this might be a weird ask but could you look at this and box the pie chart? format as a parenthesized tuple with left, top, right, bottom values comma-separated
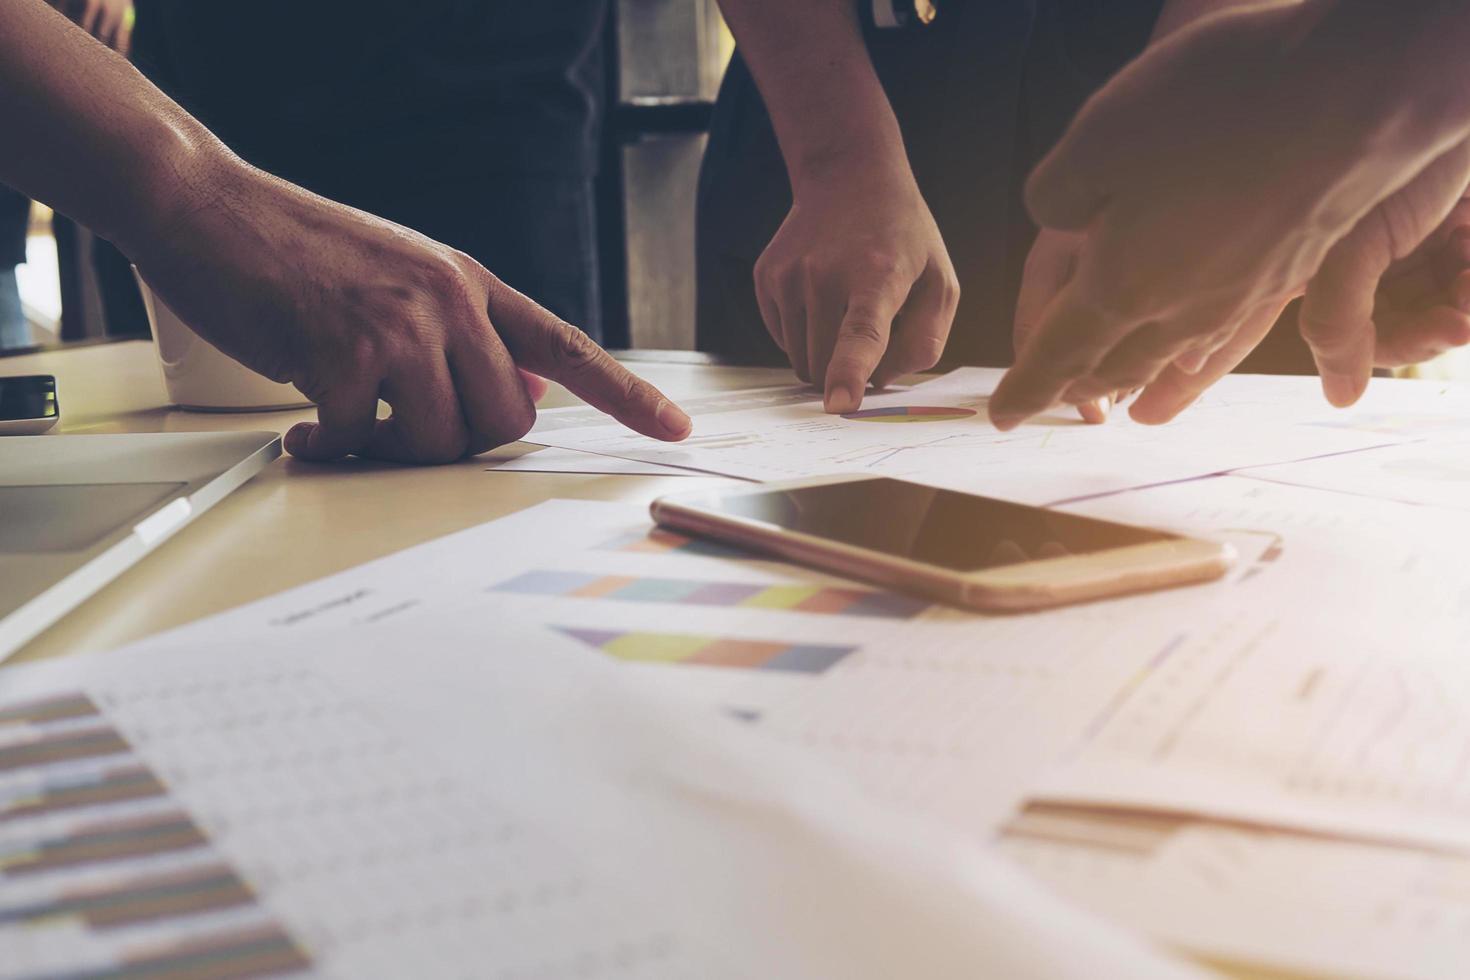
(841, 406, 978, 423)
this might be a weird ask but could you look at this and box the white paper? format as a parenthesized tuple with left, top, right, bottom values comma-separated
(484, 446, 706, 477)
(1032, 478, 1470, 853)
(526, 369, 1400, 504)
(1001, 806, 1470, 980)
(0, 620, 1197, 979)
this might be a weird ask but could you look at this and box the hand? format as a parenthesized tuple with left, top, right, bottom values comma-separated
(49, 0, 131, 55)
(1012, 230, 1115, 424)
(1128, 151, 1470, 423)
(988, 2, 1470, 429)
(129, 164, 691, 464)
(754, 165, 959, 413)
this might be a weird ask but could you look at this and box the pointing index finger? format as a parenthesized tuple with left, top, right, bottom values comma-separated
(489, 282, 691, 441)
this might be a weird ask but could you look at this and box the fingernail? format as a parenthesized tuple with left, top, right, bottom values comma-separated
(1321, 374, 1360, 408)
(1080, 397, 1109, 423)
(989, 412, 1021, 431)
(1175, 350, 1209, 374)
(283, 422, 312, 455)
(656, 399, 691, 438)
(825, 383, 858, 414)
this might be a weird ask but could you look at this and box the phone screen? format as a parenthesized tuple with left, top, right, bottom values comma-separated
(705, 478, 1178, 572)
(0, 376, 58, 421)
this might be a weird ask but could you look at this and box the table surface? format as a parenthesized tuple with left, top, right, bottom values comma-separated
(2, 339, 1295, 978)
(4, 339, 770, 665)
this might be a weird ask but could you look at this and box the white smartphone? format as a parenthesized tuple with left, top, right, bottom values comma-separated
(650, 475, 1234, 612)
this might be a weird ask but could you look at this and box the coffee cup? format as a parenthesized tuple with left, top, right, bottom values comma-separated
(134, 270, 311, 412)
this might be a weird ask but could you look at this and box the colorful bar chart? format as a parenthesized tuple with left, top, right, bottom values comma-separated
(0, 691, 314, 979)
(840, 405, 978, 423)
(496, 570, 926, 619)
(558, 627, 857, 674)
(95, 921, 313, 979)
(0, 862, 256, 929)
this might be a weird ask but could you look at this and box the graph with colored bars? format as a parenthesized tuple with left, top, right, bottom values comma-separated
(0, 691, 312, 980)
(559, 628, 858, 674)
(494, 570, 927, 620)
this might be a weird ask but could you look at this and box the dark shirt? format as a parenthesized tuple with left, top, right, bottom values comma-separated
(132, 0, 608, 204)
(697, 0, 1163, 368)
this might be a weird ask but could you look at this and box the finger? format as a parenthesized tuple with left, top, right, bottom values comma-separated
(1300, 234, 1388, 407)
(1374, 307, 1470, 366)
(1453, 269, 1470, 313)
(95, 3, 119, 47)
(446, 317, 538, 457)
(490, 281, 691, 440)
(1076, 397, 1110, 425)
(776, 271, 811, 384)
(353, 356, 469, 464)
(870, 259, 958, 390)
(1131, 300, 1284, 424)
(754, 264, 787, 355)
(81, 0, 102, 36)
(519, 369, 550, 403)
(283, 376, 381, 462)
(114, 8, 131, 56)
(989, 272, 1134, 429)
(821, 289, 900, 413)
(806, 275, 847, 396)
(1061, 321, 1187, 404)
(1013, 232, 1082, 358)
(1172, 347, 1212, 375)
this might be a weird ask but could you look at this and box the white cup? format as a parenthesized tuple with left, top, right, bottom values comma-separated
(134, 270, 312, 412)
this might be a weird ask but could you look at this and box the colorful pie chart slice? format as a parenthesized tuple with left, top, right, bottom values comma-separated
(840, 406, 978, 423)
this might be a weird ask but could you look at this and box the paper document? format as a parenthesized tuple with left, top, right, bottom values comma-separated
(0, 618, 1197, 978)
(1001, 805, 1470, 980)
(484, 445, 704, 477)
(1037, 476, 1470, 851)
(133, 497, 1250, 831)
(1244, 437, 1470, 510)
(527, 368, 1400, 504)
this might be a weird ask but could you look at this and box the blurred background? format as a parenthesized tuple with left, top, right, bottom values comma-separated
(4, 0, 733, 356)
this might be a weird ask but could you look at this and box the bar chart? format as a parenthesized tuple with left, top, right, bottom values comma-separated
(0, 690, 313, 980)
(494, 570, 927, 619)
(558, 627, 858, 673)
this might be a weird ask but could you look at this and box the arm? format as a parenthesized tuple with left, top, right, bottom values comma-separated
(0, 0, 689, 462)
(992, 0, 1470, 428)
(716, 0, 959, 412)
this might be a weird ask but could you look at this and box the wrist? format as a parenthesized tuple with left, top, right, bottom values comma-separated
(784, 113, 914, 198)
(107, 117, 252, 263)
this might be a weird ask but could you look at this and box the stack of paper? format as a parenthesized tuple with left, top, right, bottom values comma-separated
(0, 616, 1194, 978)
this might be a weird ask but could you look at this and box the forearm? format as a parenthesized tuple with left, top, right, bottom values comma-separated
(1302, 0, 1470, 154)
(1152, 0, 1290, 40)
(715, 0, 908, 190)
(0, 0, 242, 254)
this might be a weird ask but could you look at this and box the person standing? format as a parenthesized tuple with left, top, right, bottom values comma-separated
(130, 0, 610, 339)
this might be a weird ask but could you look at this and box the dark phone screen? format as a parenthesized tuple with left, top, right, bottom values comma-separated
(708, 478, 1177, 571)
(0, 376, 58, 421)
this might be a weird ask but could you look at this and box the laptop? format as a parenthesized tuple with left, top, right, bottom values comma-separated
(0, 431, 280, 661)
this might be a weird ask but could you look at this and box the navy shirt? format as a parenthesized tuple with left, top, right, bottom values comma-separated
(132, 1, 608, 202)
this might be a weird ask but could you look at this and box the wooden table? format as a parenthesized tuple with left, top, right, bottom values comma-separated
(3, 339, 770, 665)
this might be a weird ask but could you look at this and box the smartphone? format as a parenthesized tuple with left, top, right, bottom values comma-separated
(650, 475, 1234, 612)
(0, 375, 59, 435)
